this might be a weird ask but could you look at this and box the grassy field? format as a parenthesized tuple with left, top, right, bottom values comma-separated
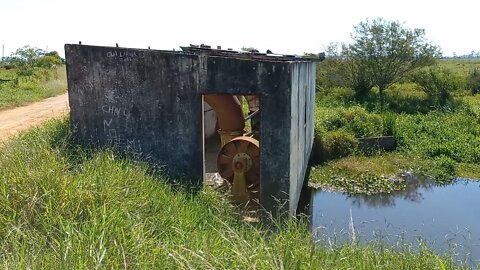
(0, 65, 67, 110)
(439, 59, 480, 76)
(310, 59, 480, 193)
(0, 118, 468, 269)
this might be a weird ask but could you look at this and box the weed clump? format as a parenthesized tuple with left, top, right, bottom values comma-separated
(313, 129, 358, 163)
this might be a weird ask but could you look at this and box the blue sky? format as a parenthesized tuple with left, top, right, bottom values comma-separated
(1, 0, 479, 57)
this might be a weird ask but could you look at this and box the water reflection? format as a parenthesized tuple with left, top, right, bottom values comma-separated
(348, 173, 435, 208)
(310, 177, 480, 267)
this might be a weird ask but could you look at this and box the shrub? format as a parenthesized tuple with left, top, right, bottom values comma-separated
(411, 68, 461, 109)
(383, 83, 432, 114)
(315, 105, 386, 138)
(316, 87, 355, 107)
(36, 55, 63, 69)
(316, 58, 350, 89)
(381, 112, 397, 136)
(313, 129, 358, 163)
(316, 43, 350, 90)
(423, 155, 457, 182)
(466, 68, 480, 95)
(315, 107, 346, 132)
(343, 106, 384, 137)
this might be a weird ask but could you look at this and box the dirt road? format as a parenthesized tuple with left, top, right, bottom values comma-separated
(0, 94, 69, 143)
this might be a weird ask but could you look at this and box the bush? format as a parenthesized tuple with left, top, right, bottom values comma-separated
(314, 103, 391, 166)
(423, 155, 457, 182)
(316, 58, 350, 89)
(4, 46, 63, 81)
(466, 68, 480, 95)
(316, 87, 355, 107)
(315, 105, 386, 138)
(343, 106, 384, 137)
(315, 107, 346, 132)
(36, 55, 63, 69)
(316, 43, 350, 90)
(381, 112, 397, 136)
(383, 83, 432, 114)
(313, 129, 358, 163)
(411, 67, 461, 109)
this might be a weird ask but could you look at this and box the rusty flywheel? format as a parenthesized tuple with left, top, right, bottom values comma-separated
(217, 136, 260, 190)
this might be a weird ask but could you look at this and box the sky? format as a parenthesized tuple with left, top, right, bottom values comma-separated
(1, 0, 479, 58)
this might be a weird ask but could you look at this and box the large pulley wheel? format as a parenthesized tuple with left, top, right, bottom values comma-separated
(217, 136, 260, 190)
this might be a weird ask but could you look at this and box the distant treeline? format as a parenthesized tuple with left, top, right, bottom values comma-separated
(446, 51, 480, 59)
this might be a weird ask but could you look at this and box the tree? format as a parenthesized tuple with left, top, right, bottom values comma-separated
(7, 45, 46, 77)
(343, 18, 441, 97)
(37, 51, 64, 69)
(4, 46, 63, 80)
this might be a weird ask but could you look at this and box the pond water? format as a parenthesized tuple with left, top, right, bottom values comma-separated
(310, 177, 480, 267)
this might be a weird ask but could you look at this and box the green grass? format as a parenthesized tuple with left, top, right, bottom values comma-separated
(316, 83, 450, 114)
(240, 96, 252, 132)
(0, 118, 468, 269)
(395, 110, 480, 164)
(0, 67, 17, 80)
(439, 59, 480, 76)
(458, 162, 480, 179)
(0, 65, 67, 110)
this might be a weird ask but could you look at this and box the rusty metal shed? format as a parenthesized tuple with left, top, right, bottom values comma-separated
(65, 44, 316, 216)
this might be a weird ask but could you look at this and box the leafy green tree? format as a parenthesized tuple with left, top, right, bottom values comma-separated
(343, 18, 441, 97)
(7, 45, 46, 77)
(37, 51, 64, 69)
(4, 46, 63, 81)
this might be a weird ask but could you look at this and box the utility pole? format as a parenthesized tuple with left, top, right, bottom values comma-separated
(1, 45, 4, 61)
